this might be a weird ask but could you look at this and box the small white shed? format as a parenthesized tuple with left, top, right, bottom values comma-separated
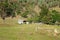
(18, 20, 24, 24)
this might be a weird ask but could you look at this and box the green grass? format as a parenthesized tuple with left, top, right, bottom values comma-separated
(0, 18, 60, 40)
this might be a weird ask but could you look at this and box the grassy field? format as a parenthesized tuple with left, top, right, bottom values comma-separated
(0, 18, 60, 40)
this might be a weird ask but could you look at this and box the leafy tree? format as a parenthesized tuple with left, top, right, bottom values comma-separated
(0, 0, 18, 20)
(40, 4, 49, 18)
(32, 16, 40, 23)
(21, 11, 29, 18)
(39, 4, 49, 23)
(27, 16, 40, 23)
(51, 10, 60, 22)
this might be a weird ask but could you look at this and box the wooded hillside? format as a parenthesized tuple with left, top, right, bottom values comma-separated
(0, 0, 60, 25)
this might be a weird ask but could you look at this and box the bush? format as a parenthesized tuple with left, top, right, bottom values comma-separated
(21, 11, 29, 18)
(40, 15, 53, 24)
(40, 4, 49, 18)
(27, 16, 40, 23)
(27, 18, 32, 23)
(32, 16, 40, 23)
(51, 10, 60, 22)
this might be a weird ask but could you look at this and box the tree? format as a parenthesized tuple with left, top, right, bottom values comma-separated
(39, 4, 49, 23)
(40, 4, 49, 18)
(51, 10, 60, 22)
(0, 0, 18, 20)
(21, 11, 29, 18)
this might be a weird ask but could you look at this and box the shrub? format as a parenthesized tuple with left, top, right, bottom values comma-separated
(32, 16, 40, 23)
(21, 11, 29, 18)
(40, 4, 49, 18)
(51, 10, 60, 22)
(27, 18, 32, 23)
(27, 16, 40, 23)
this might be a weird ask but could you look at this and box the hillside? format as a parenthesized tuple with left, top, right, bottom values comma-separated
(0, 0, 60, 24)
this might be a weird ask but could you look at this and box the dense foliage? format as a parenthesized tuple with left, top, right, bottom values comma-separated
(0, 0, 60, 25)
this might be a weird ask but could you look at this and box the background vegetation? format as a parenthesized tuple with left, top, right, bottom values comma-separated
(0, 0, 60, 24)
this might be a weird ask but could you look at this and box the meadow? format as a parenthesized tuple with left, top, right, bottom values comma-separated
(0, 18, 60, 40)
